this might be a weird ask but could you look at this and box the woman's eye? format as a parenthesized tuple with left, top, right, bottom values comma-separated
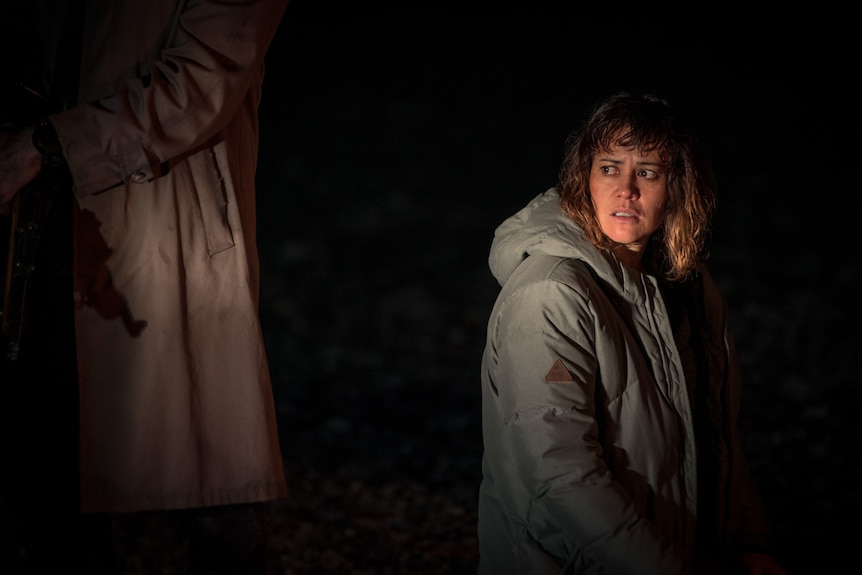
(639, 169, 658, 179)
(600, 165, 617, 175)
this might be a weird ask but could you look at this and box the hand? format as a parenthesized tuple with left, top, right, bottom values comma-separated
(0, 127, 41, 215)
(741, 551, 788, 575)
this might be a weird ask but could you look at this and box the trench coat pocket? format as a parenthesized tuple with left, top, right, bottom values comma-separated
(188, 147, 236, 256)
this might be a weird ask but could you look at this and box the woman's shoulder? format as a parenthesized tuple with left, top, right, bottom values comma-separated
(495, 255, 608, 322)
(490, 255, 621, 343)
(505, 254, 599, 291)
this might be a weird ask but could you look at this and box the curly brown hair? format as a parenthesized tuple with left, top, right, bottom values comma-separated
(558, 92, 716, 281)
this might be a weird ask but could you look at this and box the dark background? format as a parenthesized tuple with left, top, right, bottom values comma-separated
(250, 2, 859, 573)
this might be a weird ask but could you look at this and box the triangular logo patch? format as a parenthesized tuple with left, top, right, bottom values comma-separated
(544, 358, 574, 382)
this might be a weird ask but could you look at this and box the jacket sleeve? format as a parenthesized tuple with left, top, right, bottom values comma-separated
(483, 274, 685, 575)
(48, 0, 289, 196)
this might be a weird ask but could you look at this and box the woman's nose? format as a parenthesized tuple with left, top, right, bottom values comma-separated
(617, 174, 639, 198)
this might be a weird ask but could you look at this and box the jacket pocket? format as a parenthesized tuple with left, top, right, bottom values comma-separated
(188, 146, 235, 255)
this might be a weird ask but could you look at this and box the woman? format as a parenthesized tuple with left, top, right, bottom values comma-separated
(478, 92, 787, 575)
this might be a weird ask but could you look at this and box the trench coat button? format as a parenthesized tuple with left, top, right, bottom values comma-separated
(129, 170, 148, 183)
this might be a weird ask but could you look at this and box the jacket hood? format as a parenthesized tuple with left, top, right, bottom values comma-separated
(490, 188, 634, 289)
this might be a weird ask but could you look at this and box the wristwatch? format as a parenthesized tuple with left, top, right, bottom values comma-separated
(31, 118, 65, 169)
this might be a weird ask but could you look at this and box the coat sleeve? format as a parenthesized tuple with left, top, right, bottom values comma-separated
(483, 274, 685, 575)
(49, 0, 289, 196)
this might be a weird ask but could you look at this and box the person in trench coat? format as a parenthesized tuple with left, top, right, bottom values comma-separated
(0, 1, 290, 572)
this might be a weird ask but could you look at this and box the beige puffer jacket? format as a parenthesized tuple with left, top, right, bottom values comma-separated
(478, 188, 772, 574)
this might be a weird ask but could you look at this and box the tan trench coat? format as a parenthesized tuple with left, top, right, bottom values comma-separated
(46, 0, 289, 513)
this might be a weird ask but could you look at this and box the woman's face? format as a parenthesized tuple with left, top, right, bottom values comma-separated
(589, 142, 669, 269)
